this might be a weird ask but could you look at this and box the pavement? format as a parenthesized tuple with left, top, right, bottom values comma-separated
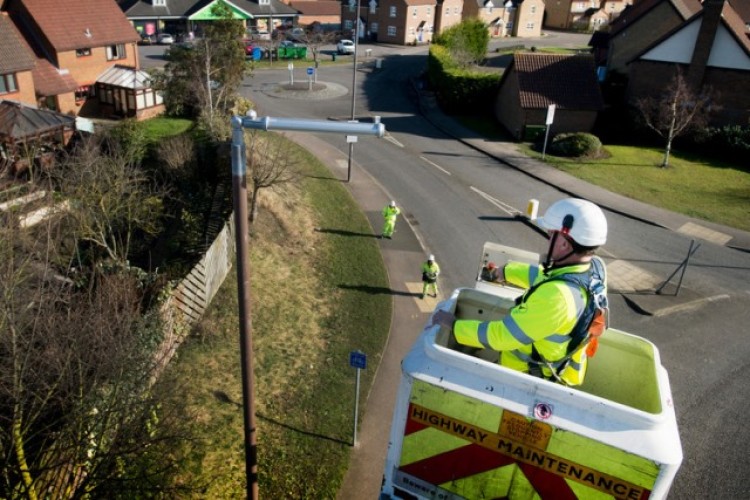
(265, 70, 750, 500)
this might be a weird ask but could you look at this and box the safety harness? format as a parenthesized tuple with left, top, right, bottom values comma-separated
(514, 257, 608, 385)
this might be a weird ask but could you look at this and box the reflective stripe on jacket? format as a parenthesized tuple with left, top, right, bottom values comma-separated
(421, 261, 440, 281)
(454, 261, 592, 386)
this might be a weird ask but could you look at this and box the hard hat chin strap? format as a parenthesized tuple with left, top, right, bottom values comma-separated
(543, 230, 576, 272)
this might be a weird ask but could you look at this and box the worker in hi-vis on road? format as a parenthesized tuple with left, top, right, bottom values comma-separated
(421, 254, 440, 299)
(381, 200, 400, 239)
(432, 198, 609, 386)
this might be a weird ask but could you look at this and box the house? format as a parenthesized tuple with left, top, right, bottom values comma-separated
(119, 0, 299, 39)
(342, 0, 436, 45)
(463, 0, 544, 38)
(0, 12, 36, 107)
(434, 0, 464, 34)
(3, 0, 142, 115)
(544, 0, 632, 30)
(288, 0, 340, 30)
(494, 52, 604, 140)
(626, 0, 750, 126)
(604, 0, 701, 76)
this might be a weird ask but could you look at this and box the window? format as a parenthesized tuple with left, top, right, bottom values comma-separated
(507, 21, 514, 29)
(389, 6, 397, 17)
(445, 7, 450, 15)
(413, 7, 417, 17)
(153, 0, 165, 5)
(76, 48, 92, 57)
(526, 22, 535, 29)
(531, 5, 537, 13)
(370, 22, 379, 33)
(453, 7, 459, 14)
(106, 44, 126, 61)
(387, 25, 396, 36)
(259, 0, 269, 4)
(0, 73, 18, 94)
(427, 6, 431, 15)
(344, 20, 353, 29)
(75, 85, 93, 103)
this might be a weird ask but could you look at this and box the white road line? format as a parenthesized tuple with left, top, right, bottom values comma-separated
(420, 156, 452, 176)
(470, 186, 521, 216)
(384, 134, 404, 148)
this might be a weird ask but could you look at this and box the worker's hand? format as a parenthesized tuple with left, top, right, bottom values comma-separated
(430, 310, 456, 330)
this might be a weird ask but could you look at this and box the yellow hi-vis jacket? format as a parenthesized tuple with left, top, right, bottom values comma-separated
(454, 261, 600, 386)
(382, 205, 400, 221)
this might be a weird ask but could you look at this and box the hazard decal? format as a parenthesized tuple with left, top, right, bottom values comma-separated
(398, 381, 659, 500)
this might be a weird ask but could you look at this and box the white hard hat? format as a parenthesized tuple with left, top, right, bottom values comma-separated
(538, 198, 607, 246)
(428, 254, 435, 261)
(389, 200, 396, 207)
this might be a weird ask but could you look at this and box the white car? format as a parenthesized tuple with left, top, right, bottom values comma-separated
(157, 33, 174, 45)
(337, 39, 355, 55)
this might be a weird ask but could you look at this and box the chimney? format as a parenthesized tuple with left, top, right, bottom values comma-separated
(686, 0, 725, 89)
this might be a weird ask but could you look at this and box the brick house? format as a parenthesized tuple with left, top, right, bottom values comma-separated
(544, 0, 632, 30)
(342, 0, 436, 45)
(626, 0, 750, 126)
(494, 52, 604, 140)
(288, 1, 340, 29)
(433, 0, 464, 34)
(603, 0, 701, 76)
(3, 0, 142, 115)
(463, 0, 544, 38)
(0, 13, 36, 107)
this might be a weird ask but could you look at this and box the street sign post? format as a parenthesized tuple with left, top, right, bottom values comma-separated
(349, 350, 367, 445)
(542, 104, 556, 160)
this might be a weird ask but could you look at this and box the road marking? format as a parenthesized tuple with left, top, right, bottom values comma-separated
(470, 187, 521, 216)
(385, 134, 404, 148)
(677, 222, 732, 246)
(420, 156, 451, 176)
(406, 281, 441, 312)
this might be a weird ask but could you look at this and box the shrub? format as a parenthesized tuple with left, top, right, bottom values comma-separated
(549, 132, 602, 157)
(690, 125, 750, 166)
(433, 18, 489, 67)
(427, 45, 501, 115)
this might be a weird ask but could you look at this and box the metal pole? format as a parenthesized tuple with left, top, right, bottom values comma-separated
(353, 366, 361, 445)
(347, 0, 362, 183)
(231, 117, 258, 499)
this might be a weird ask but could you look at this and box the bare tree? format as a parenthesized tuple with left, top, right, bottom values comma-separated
(297, 30, 337, 67)
(157, 133, 195, 174)
(635, 67, 718, 167)
(55, 134, 167, 265)
(0, 213, 195, 498)
(245, 131, 298, 223)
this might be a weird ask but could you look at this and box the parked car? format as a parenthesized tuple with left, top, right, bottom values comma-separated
(157, 33, 175, 45)
(139, 33, 154, 45)
(337, 39, 355, 55)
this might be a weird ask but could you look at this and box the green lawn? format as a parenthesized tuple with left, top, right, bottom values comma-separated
(521, 144, 750, 232)
(141, 116, 193, 143)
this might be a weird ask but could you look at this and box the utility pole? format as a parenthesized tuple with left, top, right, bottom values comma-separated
(347, 0, 362, 183)
(229, 113, 384, 498)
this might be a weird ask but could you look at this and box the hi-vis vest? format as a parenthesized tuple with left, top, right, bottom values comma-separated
(454, 259, 607, 386)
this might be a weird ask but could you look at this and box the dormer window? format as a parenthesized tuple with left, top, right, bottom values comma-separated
(153, 0, 166, 6)
(259, 0, 269, 4)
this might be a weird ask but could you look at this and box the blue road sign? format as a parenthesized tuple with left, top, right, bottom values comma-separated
(306, 67, 314, 76)
(349, 351, 367, 369)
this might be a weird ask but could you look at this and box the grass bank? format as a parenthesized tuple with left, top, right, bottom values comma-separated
(155, 136, 391, 498)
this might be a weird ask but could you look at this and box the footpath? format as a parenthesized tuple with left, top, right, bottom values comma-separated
(287, 81, 750, 500)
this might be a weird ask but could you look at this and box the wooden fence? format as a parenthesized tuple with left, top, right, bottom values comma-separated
(156, 215, 235, 369)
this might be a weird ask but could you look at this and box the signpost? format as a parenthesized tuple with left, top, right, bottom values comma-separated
(288, 62, 294, 85)
(349, 350, 367, 446)
(542, 104, 556, 160)
(307, 66, 314, 90)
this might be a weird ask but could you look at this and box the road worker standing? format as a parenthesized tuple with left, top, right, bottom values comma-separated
(431, 198, 609, 386)
(421, 254, 440, 299)
(381, 200, 400, 239)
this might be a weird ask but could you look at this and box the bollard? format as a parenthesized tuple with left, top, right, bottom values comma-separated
(526, 199, 539, 220)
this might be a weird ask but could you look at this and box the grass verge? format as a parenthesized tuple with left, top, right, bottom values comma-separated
(521, 144, 750, 232)
(154, 134, 391, 498)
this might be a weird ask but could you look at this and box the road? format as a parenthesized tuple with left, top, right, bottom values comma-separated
(144, 32, 750, 498)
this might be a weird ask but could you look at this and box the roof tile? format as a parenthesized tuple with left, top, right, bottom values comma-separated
(514, 53, 604, 110)
(0, 13, 36, 73)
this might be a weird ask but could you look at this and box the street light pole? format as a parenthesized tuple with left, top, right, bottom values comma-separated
(347, 0, 362, 183)
(229, 112, 384, 498)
